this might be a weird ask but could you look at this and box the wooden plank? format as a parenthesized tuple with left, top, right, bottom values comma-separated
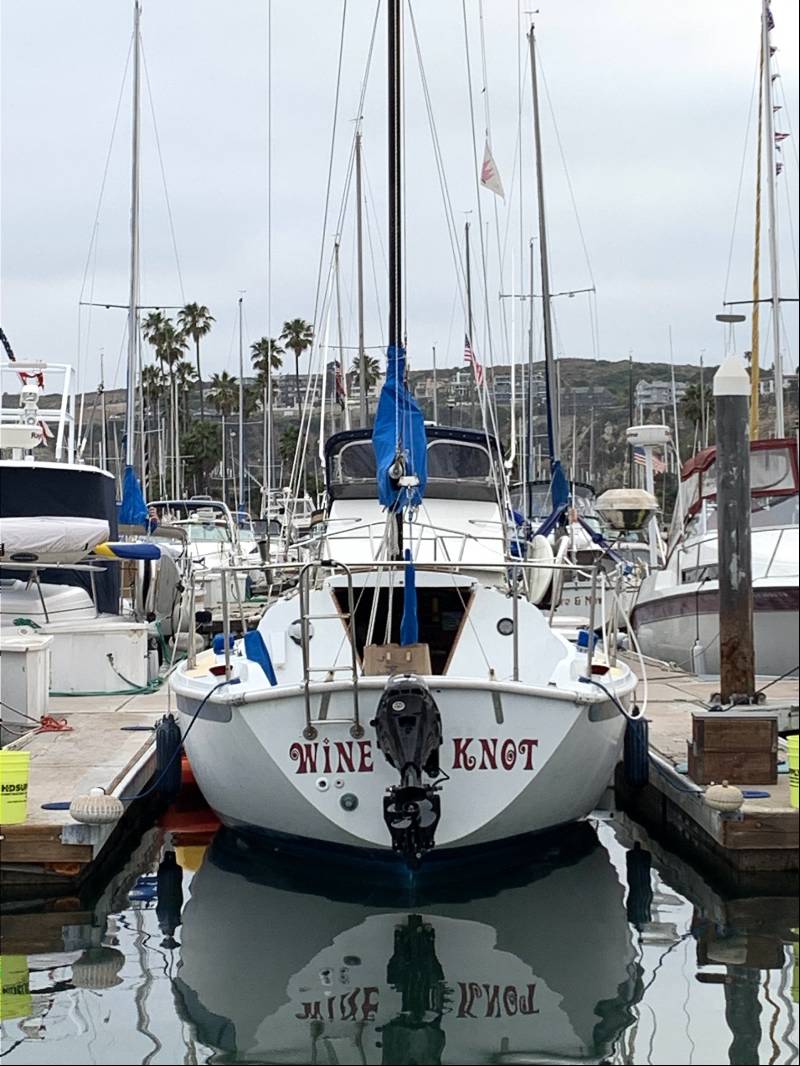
(0, 839, 93, 863)
(722, 815, 799, 851)
(694, 717, 777, 753)
(1, 910, 92, 955)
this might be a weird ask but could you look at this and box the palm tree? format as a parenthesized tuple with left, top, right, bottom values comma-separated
(682, 382, 714, 449)
(250, 336, 284, 376)
(350, 354, 381, 418)
(209, 371, 239, 504)
(175, 359, 198, 431)
(280, 318, 314, 411)
(178, 303, 215, 420)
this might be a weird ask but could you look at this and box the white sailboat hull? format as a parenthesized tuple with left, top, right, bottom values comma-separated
(174, 676, 628, 855)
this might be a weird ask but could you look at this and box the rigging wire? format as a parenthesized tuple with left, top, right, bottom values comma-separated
(76, 31, 134, 391)
(140, 41, 185, 305)
(721, 46, 761, 305)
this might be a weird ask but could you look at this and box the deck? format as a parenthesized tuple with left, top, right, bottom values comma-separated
(616, 654, 799, 893)
(1, 688, 173, 897)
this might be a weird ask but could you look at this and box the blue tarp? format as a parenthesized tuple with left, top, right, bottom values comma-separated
(400, 548, 419, 646)
(119, 465, 148, 527)
(372, 344, 427, 509)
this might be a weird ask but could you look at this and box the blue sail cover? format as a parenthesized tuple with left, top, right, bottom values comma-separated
(371, 344, 427, 509)
(119, 464, 148, 527)
(400, 547, 419, 646)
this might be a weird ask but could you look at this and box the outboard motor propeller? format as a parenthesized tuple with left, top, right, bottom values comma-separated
(372, 674, 443, 866)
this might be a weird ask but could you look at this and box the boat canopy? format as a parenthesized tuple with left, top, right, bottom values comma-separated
(671, 437, 799, 541)
(325, 426, 504, 503)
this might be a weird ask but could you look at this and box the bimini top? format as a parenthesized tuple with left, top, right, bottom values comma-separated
(324, 426, 504, 502)
(670, 436, 799, 541)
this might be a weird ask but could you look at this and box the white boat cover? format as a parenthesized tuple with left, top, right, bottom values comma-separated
(0, 516, 110, 563)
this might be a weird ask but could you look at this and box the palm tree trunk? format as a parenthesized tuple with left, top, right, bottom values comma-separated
(196, 337, 205, 419)
(295, 350, 301, 412)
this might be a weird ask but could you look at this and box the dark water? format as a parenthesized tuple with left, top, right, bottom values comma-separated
(1, 818, 797, 1065)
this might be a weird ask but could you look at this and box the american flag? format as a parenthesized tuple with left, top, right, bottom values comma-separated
(463, 334, 484, 387)
(633, 446, 666, 474)
(774, 132, 789, 143)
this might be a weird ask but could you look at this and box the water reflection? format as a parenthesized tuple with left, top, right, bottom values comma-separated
(174, 824, 643, 1064)
(0, 821, 797, 1065)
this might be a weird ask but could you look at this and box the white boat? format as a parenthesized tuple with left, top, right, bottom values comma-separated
(170, 9, 637, 867)
(0, 362, 172, 696)
(174, 825, 640, 1065)
(631, 437, 799, 675)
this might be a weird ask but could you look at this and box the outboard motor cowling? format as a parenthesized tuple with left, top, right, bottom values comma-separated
(372, 674, 443, 866)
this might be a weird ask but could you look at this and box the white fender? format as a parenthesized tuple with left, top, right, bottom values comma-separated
(526, 534, 554, 604)
(549, 535, 571, 608)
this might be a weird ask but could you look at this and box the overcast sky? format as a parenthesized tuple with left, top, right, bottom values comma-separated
(1, 0, 798, 394)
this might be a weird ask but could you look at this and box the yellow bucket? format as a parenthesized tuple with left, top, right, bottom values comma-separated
(0, 956, 31, 1021)
(0, 751, 31, 825)
(788, 735, 799, 810)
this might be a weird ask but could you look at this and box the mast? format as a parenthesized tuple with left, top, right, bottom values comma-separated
(334, 237, 350, 430)
(762, 0, 783, 436)
(526, 236, 535, 515)
(238, 294, 244, 513)
(356, 130, 368, 427)
(465, 219, 475, 427)
(125, 0, 142, 469)
(432, 344, 438, 423)
(388, 0, 402, 355)
(528, 25, 559, 471)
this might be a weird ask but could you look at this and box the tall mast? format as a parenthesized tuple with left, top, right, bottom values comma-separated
(388, 0, 402, 353)
(125, 0, 142, 469)
(526, 236, 535, 515)
(528, 25, 559, 468)
(762, 0, 783, 436)
(238, 294, 244, 512)
(355, 130, 367, 426)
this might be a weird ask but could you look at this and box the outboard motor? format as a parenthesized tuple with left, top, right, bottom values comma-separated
(372, 674, 443, 866)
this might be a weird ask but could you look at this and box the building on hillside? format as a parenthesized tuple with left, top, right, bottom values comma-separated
(634, 379, 688, 408)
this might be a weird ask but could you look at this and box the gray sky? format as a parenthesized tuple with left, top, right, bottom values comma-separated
(1, 0, 798, 395)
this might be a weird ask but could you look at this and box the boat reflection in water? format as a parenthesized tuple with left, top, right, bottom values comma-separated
(174, 823, 643, 1065)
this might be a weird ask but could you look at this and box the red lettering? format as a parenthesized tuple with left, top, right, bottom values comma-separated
(357, 741, 374, 773)
(519, 984, 540, 1014)
(334, 741, 356, 773)
(361, 987, 379, 1021)
(289, 742, 318, 774)
(503, 986, 518, 1015)
(322, 740, 332, 774)
(483, 983, 501, 1017)
(340, 989, 359, 1021)
(478, 738, 498, 770)
(453, 738, 477, 770)
(295, 1000, 323, 1020)
(457, 981, 479, 1018)
(501, 739, 517, 770)
(517, 738, 538, 771)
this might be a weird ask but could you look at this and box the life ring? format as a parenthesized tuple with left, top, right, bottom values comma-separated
(526, 534, 554, 604)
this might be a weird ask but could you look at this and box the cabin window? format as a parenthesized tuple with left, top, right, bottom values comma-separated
(332, 441, 377, 484)
(332, 585, 472, 675)
(426, 439, 492, 481)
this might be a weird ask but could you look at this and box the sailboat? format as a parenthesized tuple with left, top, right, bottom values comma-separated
(631, 1, 799, 677)
(170, 5, 637, 867)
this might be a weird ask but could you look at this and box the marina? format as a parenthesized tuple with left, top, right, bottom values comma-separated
(1, 0, 798, 1063)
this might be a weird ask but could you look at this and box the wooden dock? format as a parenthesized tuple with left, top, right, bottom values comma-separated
(1, 689, 173, 899)
(616, 656, 799, 894)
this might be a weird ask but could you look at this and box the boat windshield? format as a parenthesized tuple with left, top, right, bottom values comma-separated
(328, 434, 499, 501)
(183, 523, 230, 544)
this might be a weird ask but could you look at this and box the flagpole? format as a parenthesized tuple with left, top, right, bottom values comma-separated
(762, 0, 783, 436)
